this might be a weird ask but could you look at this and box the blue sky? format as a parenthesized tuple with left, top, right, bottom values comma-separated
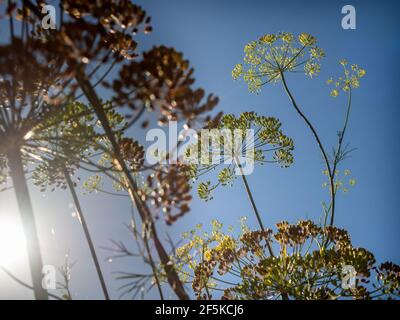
(0, 0, 399, 299)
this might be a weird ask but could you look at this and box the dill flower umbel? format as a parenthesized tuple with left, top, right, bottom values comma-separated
(232, 32, 325, 92)
(327, 60, 366, 97)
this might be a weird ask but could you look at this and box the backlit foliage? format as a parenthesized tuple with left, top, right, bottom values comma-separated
(0, 99, 97, 191)
(0, 35, 75, 170)
(1, 0, 221, 300)
(30, 102, 126, 192)
(185, 112, 294, 201)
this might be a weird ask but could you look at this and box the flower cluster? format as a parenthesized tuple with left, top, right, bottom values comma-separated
(119, 138, 145, 171)
(108, 46, 219, 127)
(232, 32, 325, 92)
(45, 0, 151, 63)
(138, 164, 192, 225)
(29, 102, 129, 192)
(327, 60, 366, 97)
(185, 112, 294, 201)
(174, 219, 400, 300)
(322, 169, 356, 194)
(0, 37, 71, 132)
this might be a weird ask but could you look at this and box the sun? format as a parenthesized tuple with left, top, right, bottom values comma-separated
(0, 221, 26, 266)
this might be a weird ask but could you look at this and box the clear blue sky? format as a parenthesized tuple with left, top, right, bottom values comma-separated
(0, 0, 399, 299)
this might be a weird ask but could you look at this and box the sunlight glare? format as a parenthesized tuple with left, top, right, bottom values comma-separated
(0, 221, 26, 266)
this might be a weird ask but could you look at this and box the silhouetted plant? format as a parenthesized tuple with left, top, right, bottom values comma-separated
(9, 0, 221, 300)
(0, 25, 80, 300)
(2, 0, 394, 302)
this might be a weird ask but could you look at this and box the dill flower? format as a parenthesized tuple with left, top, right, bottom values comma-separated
(330, 89, 339, 97)
(259, 34, 277, 44)
(232, 32, 324, 93)
(299, 32, 317, 46)
(327, 60, 366, 97)
(232, 63, 243, 80)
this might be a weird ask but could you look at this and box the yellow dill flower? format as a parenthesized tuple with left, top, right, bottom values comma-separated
(305, 62, 320, 78)
(330, 89, 339, 97)
(350, 77, 360, 88)
(358, 69, 366, 77)
(299, 33, 317, 46)
(195, 223, 203, 230)
(211, 219, 223, 231)
(233, 32, 323, 92)
(215, 235, 236, 252)
(281, 32, 294, 43)
(232, 63, 243, 80)
(244, 41, 257, 53)
(327, 60, 366, 96)
(182, 231, 189, 239)
(310, 47, 325, 59)
(259, 34, 276, 44)
(204, 250, 212, 261)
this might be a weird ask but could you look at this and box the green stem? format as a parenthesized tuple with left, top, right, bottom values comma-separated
(330, 89, 352, 226)
(64, 170, 110, 300)
(280, 72, 336, 228)
(235, 158, 274, 257)
(7, 147, 48, 300)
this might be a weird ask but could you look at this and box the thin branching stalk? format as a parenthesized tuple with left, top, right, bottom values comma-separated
(330, 89, 352, 226)
(64, 170, 110, 300)
(280, 72, 336, 228)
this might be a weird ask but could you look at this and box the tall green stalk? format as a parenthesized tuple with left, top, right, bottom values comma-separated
(234, 158, 274, 256)
(280, 72, 336, 227)
(330, 89, 352, 226)
(7, 147, 48, 300)
(64, 171, 110, 300)
(235, 159, 290, 299)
